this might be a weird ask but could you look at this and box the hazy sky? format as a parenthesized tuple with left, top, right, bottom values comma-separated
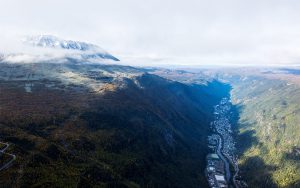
(1, 0, 300, 66)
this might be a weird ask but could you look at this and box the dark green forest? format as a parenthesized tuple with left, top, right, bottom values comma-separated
(0, 65, 230, 188)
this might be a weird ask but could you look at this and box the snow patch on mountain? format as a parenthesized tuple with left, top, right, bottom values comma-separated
(23, 35, 119, 61)
(0, 35, 119, 63)
(24, 35, 102, 52)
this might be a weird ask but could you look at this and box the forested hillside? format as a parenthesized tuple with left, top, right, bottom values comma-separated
(220, 73, 300, 188)
(0, 62, 229, 187)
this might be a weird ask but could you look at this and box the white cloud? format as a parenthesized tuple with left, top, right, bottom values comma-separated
(1, 0, 300, 66)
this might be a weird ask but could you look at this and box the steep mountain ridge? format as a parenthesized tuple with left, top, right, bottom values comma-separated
(0, 61, 229, 187)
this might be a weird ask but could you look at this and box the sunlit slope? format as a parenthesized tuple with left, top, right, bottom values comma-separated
(227, 74, 300, 187)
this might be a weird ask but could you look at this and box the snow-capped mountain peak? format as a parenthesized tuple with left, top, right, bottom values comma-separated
(22, 35, 119, 61)
(24, 35, 98, 51)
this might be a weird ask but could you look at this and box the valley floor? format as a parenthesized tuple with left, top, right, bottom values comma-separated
(206, 98, 247, 188)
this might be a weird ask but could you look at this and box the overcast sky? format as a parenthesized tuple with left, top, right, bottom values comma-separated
(1, 0, 300, 66)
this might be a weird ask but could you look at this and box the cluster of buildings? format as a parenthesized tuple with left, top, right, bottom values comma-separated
(206, 135, 228, 188)
(205, 153, 228, 188)
(205, 98, 247, 188)
(205, 98, 233, 188)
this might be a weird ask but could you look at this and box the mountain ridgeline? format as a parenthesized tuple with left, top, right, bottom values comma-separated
(0, 61, 230, 187)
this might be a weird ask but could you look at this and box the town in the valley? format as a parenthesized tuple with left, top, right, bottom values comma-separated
(205, 98, 247, 188)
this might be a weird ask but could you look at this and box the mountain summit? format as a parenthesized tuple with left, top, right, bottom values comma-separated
(23, 35, 119, 61)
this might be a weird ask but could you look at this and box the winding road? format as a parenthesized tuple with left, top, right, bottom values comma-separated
(0, 142, 16, 171)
